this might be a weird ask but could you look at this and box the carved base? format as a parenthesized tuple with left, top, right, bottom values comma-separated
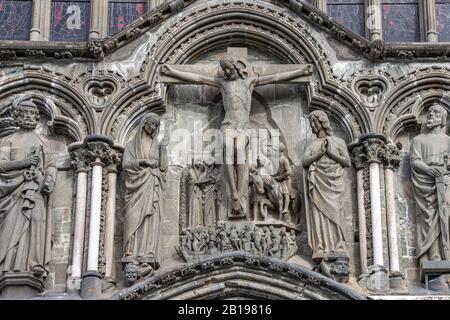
(0, 272, 45, 299)
(66, 276, 82, 294)
(389, 272, 407, 293)
(365, 265, 389, 293)
(80, 271, 102, 300)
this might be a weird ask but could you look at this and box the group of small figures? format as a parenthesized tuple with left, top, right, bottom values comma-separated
(176, 221, 298, 262)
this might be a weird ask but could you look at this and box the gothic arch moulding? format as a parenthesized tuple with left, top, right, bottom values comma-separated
(107, 0, 372, 144)
(119, 253, 366, 300)
(376, 67, 450, 140)
(0, 67, 97, 140)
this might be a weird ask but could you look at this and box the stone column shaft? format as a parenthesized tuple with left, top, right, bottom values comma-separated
(87, 159, 104, 271)
(367, 0, 382, 41)
(30, 0, 51, 41)
(385, 167, 400, 272)
(148, 0, 159, 10)
(71, 170, 89, 279)
(421, 0, 437, 42)
(89, 0, 108, 39)
(313, 0, 327, 13)
(369, 162, 383, 267)
(104, 170, 118, 279)
(356, 169, 368, 274)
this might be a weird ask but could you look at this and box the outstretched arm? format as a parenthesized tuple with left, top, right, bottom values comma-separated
(257, 64, 313, 86)
(160, 64, 219, 87)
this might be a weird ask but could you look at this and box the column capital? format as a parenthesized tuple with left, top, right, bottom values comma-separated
(69, 136, 123, 170)
(382, 143, 401, 171)
(69, 147, 90, 173)
(349, 145, 368, 170)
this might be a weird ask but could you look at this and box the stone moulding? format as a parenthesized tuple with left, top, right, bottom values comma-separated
(0, 0, 448, 62)
(118, 252, 367, 300)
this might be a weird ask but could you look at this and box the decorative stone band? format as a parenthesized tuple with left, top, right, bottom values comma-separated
(177, 222, 298, 263)
(118, 252, 367, 300)
(0, 0, 449, 61)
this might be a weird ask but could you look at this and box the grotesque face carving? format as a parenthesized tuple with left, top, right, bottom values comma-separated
(330, 258, 350, 277)
(124, 264, 140, 284)
(14, 101, 40, 130)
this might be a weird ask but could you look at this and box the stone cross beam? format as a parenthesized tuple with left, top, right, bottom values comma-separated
(158, 47, 313, 84)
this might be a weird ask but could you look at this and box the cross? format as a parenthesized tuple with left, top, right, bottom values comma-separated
(158, 47, 313, 220)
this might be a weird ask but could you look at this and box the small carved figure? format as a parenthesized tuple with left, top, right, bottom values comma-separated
(273, 143, 293, 222)
(228, 224, 242, 250)
(249, 158, 272, 221)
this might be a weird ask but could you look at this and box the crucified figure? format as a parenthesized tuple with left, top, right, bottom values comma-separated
(160, 56, 312, 217)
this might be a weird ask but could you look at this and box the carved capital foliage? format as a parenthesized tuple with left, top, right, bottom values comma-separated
(69, 148, 91, 172)
(86, 141, 123, 169)
(382, 143, 401, 170)
(362, 138, 386, 164)
(350, 145, 367, 170)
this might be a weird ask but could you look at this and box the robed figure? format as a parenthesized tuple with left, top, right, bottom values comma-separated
(411, 104, 450, 264)
(123, 113, 168, 269)
(302, 110, 351, 263)
(187, 162, 219, 227)
(0, 101, 56, 276)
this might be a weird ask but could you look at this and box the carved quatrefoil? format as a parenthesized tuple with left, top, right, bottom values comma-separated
(84, 79, 117, 107)
(354, 77, 388, 108)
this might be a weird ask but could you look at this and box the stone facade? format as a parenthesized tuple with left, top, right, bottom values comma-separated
(0, 0, 450, 300)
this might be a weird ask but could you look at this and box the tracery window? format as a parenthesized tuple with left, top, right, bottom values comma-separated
(50, 0, 90, 41)
(436, 0, 450, 42)
(0, 0, 32, 40)
(108, 0, 147, 35)
(327, 0, 365, 37)
(382, 0, 420, 42)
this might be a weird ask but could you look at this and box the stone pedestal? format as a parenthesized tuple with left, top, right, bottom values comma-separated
(389, 271, 407, 293)
(366, 265, 389, 293)
(0, 272, 44, 299)
(80, 271, 102, 299)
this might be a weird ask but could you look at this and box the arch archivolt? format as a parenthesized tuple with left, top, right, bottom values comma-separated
(376, 67, 450, 140)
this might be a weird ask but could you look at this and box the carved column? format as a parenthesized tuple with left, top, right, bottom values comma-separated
(313, 0, 327, 13)
(30, 0, 51, 41)
(366, 0, 382, 41)
(362, 136, 385, 267)
(89, 0, 108, 39)
(67, 145, 90, 291)
(103, 150, 123, 283)
(420, 0, 437, 42)
(383, 144, 401, 274)
(350, 145, 369, 276)
(79, 136, 120, 299)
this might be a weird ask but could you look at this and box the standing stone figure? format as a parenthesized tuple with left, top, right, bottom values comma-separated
(160, 59, 311, 217)
(0, 100, 56, 276)
(411, 104, 450, 265)
(123, 113, 168, 269)
(273, 143, 293, 222)
(187, 161, 219, 227)
(302, 110, 351, 265)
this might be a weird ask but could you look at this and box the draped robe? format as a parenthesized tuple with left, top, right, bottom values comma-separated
(304, 136, 349, 261)
(123, 119, 167, 266)
(0, 130, 56, 273)
(411, 132, 450, 262)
